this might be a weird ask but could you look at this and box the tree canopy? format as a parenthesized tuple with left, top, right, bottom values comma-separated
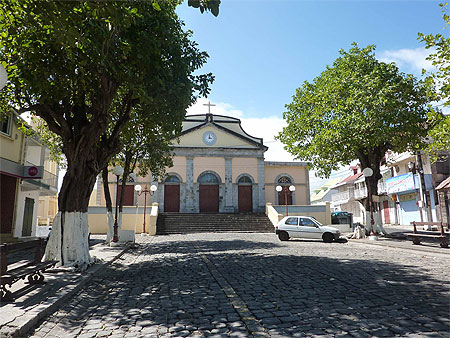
(419, 2, 450, 155)
(0, 0, 213, 213)
(277, 44, 433, 187)
(0, 0, 214, 267)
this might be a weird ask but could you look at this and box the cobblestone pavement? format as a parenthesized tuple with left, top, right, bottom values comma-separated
(28, 233, 450, 338)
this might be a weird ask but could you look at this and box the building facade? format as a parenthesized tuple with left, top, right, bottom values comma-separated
(91, 113, 310, 214)
(0, 112, 59, 242)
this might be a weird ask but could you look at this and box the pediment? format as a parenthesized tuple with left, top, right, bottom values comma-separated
(174, 124, 262, 149)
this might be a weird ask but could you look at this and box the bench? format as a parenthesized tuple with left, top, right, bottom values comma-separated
(405, 221, 449, 248)
(1, 238, 58, 301)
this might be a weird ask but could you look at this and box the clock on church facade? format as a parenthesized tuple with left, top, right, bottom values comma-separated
(202, 131, 217, 145)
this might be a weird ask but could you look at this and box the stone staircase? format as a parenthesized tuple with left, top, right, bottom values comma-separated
(156, 213, 275, 235)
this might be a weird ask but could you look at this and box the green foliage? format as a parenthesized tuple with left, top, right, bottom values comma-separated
(419, 2, 450, 157)
(188, 0, 221, 17)
(426, 111, 450, 159)
(0, 0, 213, 211)
(278, 44, 432, 179)
(419, 2, 450, 106)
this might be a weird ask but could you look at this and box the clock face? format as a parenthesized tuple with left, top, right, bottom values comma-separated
(202, 131, 217, 145)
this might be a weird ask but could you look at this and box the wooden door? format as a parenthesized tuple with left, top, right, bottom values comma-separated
(22, 197, 34, 237)
(383, 200, 390, 224)
(278, 187, 292, 205)
(1, 174, 16, 234)
(164, 184, 180, 212)
(117, 185, 134, 206)
(199, 185, 219, 213)
(238, 185, 252, 212)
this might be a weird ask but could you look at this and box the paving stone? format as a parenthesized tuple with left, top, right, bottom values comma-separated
(22, 233, 450, 338)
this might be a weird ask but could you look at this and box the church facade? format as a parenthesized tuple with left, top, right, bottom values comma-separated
(155, 113, 310, 213)
(92, 112, 310, 213)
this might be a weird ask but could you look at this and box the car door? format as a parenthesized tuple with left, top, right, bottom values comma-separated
(283, 217, 299, 237)
(299, 217, 323, 239)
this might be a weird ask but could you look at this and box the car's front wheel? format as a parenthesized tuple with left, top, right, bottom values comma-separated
(278, 231, 289, 241)
(322, 232, 334, 243)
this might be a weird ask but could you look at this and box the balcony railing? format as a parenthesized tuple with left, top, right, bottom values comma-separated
(331, 190, 350, 203)
(354, 187, 367, 199)
(42, 170, 58, 189)
(377, 181, 386, 194)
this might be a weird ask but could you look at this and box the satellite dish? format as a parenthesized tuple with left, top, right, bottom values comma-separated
(0, 64, 7, 90)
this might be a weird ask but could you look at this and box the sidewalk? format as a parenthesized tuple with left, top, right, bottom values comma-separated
(0, 236, 130, 337)
(351, 224, 450, 255)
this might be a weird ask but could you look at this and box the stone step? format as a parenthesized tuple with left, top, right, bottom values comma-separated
(156, 212, 274, 235)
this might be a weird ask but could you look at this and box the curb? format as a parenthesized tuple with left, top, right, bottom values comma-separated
(5, 244, 131, 337)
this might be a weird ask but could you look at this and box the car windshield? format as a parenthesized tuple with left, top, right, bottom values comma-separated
(311, 218, 322, 227)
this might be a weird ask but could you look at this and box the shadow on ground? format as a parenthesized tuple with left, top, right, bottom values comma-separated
(28, 238, 450, 337)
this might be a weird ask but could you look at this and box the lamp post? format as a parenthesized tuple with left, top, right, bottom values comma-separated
(276, 185, 295, 216)
(362, 167, 377, 240)
(112, 165, 124, 243)
(135, 184, 157, 234)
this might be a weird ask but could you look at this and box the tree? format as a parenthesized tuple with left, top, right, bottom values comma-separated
(277, 44, 433, 234)
(102, 103, 180, 243)
(0, 0, 212, 269)
(188, 0, 221, 17)
(419, 2, 450, 156)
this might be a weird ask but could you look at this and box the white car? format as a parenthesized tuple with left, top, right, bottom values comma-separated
(275, 216, 341, 242)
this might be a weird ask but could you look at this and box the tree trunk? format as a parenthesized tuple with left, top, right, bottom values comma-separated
(44, 157, 99, 270)
(358, 148, 389, 236)
(102, 167, 114, 244)
(364, 174, 387, 235)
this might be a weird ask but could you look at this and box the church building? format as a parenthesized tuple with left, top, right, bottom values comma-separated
(154, 112, 310, 213)
(92, 111, 310, 214)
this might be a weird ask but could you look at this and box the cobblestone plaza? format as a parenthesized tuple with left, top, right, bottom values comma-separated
(29, 234, 450, 337)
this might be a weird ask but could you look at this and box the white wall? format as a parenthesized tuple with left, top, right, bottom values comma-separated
(14, 190, 40, 238)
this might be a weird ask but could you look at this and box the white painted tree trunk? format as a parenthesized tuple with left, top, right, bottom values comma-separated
(365, 210, 387, 235)
(105, 211, 123, 244)
(105, 211, 114, 244)
(44, 212, 92, 271)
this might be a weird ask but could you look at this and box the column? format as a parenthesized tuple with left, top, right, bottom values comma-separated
(224, 157, 234, 212)
(257, 157, 265, 212)
(185, 157, 196, 212)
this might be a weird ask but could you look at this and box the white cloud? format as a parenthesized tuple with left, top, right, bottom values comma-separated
(377, 47, 435, 74)
(187, 98, 297, 162)
(187, 97, 244, 119)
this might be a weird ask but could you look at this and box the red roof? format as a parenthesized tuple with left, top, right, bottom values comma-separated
(339, 172, 363, 184)
(436, 176, 450, 190)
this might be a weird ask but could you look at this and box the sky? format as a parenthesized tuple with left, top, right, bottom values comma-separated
(176, 0, 445, 191)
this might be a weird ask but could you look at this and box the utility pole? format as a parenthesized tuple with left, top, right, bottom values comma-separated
(416, 151, 431, 222)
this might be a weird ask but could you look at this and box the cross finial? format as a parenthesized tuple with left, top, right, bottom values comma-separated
(203, 101, 215, 114)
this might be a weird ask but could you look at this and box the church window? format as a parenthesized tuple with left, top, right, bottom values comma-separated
(165, 175, 180, 183)
(198, 173, 219, 184)
(278, 176, 292, 185)
(238, 176, 252, 184)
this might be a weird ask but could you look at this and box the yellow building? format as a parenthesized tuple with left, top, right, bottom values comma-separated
(0, 112, 59, 242)
(92, 113, 310, 214)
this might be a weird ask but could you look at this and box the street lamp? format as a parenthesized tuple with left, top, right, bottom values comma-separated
(362, 167, 377, 240)
(276, 185, 295, 216)
(112, 165, 124, 243)
(135, 184, 157, 234)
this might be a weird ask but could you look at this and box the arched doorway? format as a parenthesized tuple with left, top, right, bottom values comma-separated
(164, 175, 180, 212)
(277, 176, 294, 205)
(198, 172, 220, 213)
(237, 175, 253, 212)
